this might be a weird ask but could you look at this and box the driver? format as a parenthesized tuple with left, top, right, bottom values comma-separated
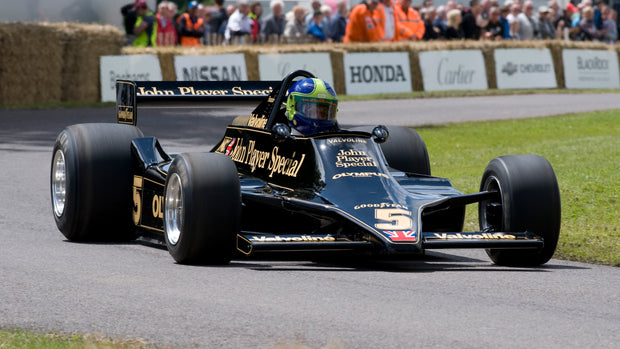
(286, 78, 338, 135)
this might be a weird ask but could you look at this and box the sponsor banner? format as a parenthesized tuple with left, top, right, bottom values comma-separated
(100, 54, 162, 102)
(258, 53, 334, 87)
(495, 49, 557, 89)
(563, 49, 620, 89)
(343, 52, 412, 95)
(419, 50, 487, 91)
(174, 54, 248, 81)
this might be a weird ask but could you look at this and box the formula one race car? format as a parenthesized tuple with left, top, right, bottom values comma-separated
(50, 70, 561, 267)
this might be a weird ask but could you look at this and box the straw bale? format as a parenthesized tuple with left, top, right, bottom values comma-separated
(0, 22, 64, 105)
(55, 22, 125, 102)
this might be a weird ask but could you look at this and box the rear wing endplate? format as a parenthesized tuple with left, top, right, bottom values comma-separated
(116, 80, 280, 126)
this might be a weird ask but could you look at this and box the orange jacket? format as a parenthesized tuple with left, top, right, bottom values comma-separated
(178, 13, 204, 46)
(373, 1, 414, 41)
(394, 2, 425, 40)
(344, 3, 382, 43)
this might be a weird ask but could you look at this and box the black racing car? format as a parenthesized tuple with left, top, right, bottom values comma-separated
(50, 70, 561, 266)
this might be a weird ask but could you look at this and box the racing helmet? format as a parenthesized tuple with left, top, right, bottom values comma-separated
(286, 78, 338, 135)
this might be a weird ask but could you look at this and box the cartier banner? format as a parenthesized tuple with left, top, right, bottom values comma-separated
(419, 50, 487, 91)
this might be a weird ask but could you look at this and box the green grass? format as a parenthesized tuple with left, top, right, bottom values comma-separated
(0, 328, 154, 349)
(416, 110, 619, 266)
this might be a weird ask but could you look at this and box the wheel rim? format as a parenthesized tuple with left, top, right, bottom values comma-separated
(165, 173, 184, 246)
(51, 149, 67, 217)
(480, 175, 503, 232)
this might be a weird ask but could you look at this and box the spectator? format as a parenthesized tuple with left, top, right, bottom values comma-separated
(375, 0, 415, 41)
(320, 5, 333, 38)
(284, 5, 308, 43)
(422, 7, 441, 40)
(601, 5, 617, 43)
(218, 4, 237, 38)
(593, 0, 604, 29)
(133, 0, 157, 47)
(307, 10, 331, 41)
(499, 5, 511, 38)
(483, 6, 504, 39)
(344, 0, 382, 42)
(156, 1, 177, 46)
(548, 0, 561, 23)
(249, 1, 263, 42)
(262, 0, 286, 42)
(516, 0, 537, 39)
(395, 0, 425, 40)
(225, 0, 252, 43)
(445, 8, 464, 39)
(306, 0, 323, 25)
(178, 0, 204, 46)
(210, 0, 228, 38)
(121, 0, 140, 45)
(537, 6, 555, 39)
(580, 6, 604, 40)
(462, 0, 482, 39)
(197, 4, 213, 45)
(556, 3, 581, 40)
(507, 3, 520, 24)
(433, 5, 447, 36)
(329, 0, 348, 42)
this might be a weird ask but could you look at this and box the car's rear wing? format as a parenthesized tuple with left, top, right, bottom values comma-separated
(115, 80, 280, 126)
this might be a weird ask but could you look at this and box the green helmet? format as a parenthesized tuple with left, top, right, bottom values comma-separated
(286, 78, 338, 135)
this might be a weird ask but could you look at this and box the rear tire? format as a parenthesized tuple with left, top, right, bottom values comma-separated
(352, 126, 430, 175)
(51, 123, 144, 241)
(479, 155, 561, 266)
(164, 152, 241, 265)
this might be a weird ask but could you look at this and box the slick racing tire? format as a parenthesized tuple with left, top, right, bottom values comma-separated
(51, 123, 144, 241)
(164, 152, 241, 265)
(352, 126, 431, 175)
(479, 155, 561, 266)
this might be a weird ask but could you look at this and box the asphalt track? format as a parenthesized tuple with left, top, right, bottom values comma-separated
(1, 94, 619, 348)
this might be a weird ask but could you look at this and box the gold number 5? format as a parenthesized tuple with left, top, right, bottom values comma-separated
(374, 208, 412, 230)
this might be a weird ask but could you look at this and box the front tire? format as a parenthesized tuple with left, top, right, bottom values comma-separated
(479, 155, 561, 266)
(51, 123, 143, 241)
(164, 152, 241, 265)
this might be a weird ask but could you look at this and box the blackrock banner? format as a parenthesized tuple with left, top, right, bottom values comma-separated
(419, 50, 487, 91)
(100, 54, 162, 102)
(495, 49, 557, 89)
(343, 52, 412, 95)
(563, 49, 620, 89)
(174, 54, 248, 81)
(258, 53, 334, 87)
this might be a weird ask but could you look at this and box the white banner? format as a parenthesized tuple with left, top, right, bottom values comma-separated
(563, 49, 620, 89)
(495, 49, 557, 89)
(343, 52, 412, 95)
(100, 54, 162, 102)
(258, 53, 334, 87)
(419, 50, 487, 91)
(174, 54, 247, 81)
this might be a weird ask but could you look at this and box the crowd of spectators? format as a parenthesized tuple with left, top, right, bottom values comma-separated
(121, 0, 619, 46)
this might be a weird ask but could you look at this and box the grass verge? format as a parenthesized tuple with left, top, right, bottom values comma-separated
(0, 328, 155, 349)
(416, 109, 619, 266)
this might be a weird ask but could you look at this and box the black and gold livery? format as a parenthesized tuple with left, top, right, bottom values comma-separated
(51, 70, 561, 267)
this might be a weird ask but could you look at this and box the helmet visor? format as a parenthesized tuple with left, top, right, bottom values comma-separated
(293, 95, 338, 121)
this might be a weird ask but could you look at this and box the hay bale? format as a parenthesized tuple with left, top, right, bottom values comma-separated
(56, 22, 125, 102)
(0, 22, 64, 106)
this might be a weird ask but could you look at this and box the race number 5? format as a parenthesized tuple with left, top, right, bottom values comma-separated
(374, 208, 412, 230)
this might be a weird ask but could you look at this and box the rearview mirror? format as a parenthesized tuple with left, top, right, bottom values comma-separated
(372, 125, 389, 143)
(271, 123, 292, 142)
